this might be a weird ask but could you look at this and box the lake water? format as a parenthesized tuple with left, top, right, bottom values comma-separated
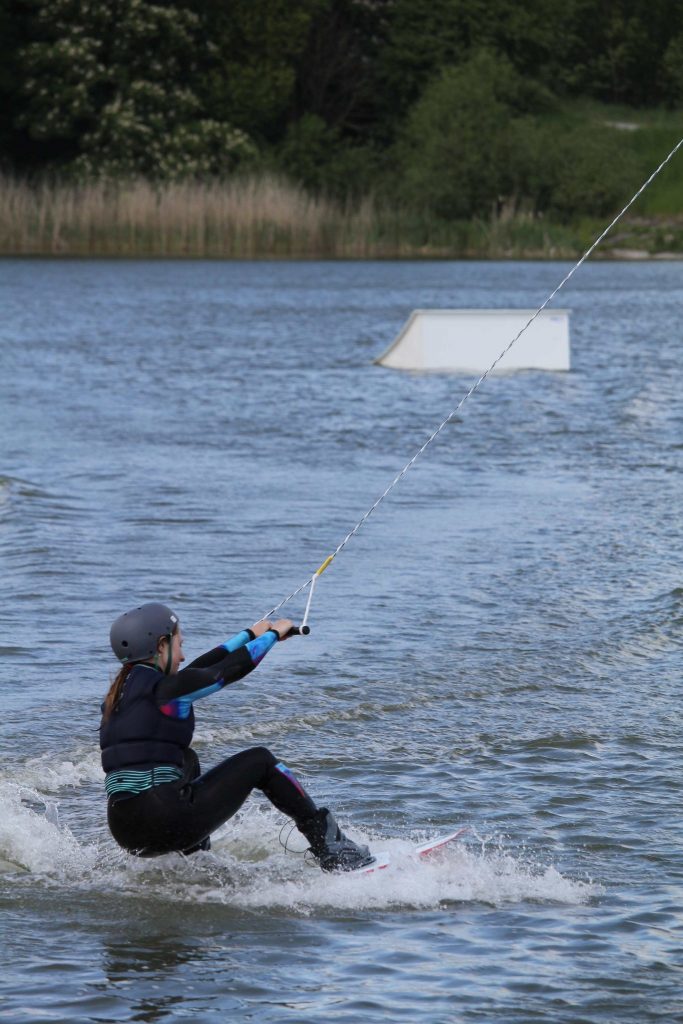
(0, 258, 681, 1023)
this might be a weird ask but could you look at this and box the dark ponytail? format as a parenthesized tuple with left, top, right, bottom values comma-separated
(102, 662, 133, 722)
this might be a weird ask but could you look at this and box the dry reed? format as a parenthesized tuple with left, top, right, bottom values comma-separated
(0, 174, 396, 258)
(0, 173, 585, 259)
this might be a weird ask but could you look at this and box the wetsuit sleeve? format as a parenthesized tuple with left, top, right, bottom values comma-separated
(185, 629, 255, 669)
(155, 631, 280, 717)
(222, 629, 255, 652)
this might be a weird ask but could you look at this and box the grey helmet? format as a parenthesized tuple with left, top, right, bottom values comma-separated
(110, 602, 179, 664)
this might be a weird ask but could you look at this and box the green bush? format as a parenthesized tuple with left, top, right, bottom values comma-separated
(392, 51, 640, 222)
(509, 116, 640, 220)
(276, 113, 382, 199)
(660, 35, 683, 106)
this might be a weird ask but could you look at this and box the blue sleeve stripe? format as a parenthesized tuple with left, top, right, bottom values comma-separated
(222, 630, 252, 653)
(187, 681, 225, 702)
(161, 633, 275, 718)
(160, 681, 224, 718)
(246, 631, 278, 665)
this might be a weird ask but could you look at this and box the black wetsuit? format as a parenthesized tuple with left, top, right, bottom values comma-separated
(100, 629, 318, 857)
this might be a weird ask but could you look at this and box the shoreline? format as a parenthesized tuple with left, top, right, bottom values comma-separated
(2, 174, 682, 261)
(1, 249, 681, 261)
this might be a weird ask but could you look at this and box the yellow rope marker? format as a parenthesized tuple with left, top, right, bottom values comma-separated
(298, 555, 335, 632)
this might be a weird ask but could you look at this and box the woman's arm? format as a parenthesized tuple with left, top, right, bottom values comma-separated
(185, 631, 255, 670)
(185, 619, 281, 669)
(154, 621, 290, 719)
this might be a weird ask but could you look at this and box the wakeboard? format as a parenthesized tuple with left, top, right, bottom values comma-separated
(352, 826, 469, 875)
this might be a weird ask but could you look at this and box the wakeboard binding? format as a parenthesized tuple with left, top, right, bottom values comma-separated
(302, 807, 375, 872)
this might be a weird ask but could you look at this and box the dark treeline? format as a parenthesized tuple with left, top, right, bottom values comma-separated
(1, 0, 683, 223)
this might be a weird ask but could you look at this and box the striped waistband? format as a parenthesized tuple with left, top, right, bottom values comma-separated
(105, 765, 183, 797)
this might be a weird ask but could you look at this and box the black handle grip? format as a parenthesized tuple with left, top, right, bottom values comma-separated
(283, 625, 310, 638)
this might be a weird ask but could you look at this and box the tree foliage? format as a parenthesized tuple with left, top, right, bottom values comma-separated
(0, 0, 678, 219)
(19, 0, 255, 178)
(393, 52, 535, 219)
(190, 0, 325, 142)
(393, 51, 639, 221)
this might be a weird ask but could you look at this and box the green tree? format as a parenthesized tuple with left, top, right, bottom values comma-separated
(276, 113, 383, 197)
(554, 0, 683, 105)
(392, 49, 638, 221)
(20, 0, 254, 178)
(290, 0, 389, 137)
(510, 115, 640, 220)
(378, 0, 571, 125)
(0, 0, 35, 169)
(378, 0, 471, 123)
(192, 0, 326, 144)
(275, 0, 389, 196)
(380, 0, 683, 118)
(393, 51, 553, 219)
(661, 34, 683, 105)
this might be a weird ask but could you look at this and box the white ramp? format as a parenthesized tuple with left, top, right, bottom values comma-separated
(376, 309, 570, 372)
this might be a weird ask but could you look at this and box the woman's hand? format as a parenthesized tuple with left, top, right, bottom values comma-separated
(250, 618, 293, 639)
(250, 619, 274, 637)
(271, 618, 294, 640)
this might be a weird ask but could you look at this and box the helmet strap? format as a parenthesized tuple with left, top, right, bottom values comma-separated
(151, 635, 174, 674)
(163, 634, 173, 675)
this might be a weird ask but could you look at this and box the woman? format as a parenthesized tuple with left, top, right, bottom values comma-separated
(100, 602, 372, 871)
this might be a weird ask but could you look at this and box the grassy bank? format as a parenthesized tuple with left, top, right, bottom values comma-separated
(1, 158, 683, 261)
(0, 173, 584, 259)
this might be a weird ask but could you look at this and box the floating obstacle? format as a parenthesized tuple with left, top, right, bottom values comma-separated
(375, 308, 571, 373)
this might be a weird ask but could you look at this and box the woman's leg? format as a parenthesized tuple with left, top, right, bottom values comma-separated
(108, 746, 372, 869)
(188, 746, 318, 832)
(178, 748, 211, 853)
(108, 747, 317, 856)
(189, 748, 373, 870)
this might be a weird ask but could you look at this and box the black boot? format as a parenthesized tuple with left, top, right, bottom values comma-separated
(300, 808, 374, 872)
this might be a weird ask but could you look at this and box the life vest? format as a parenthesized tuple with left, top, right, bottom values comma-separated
(100, 665, 194, 772)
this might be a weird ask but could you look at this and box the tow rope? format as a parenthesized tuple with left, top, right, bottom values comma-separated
(266, 134, 683, 629)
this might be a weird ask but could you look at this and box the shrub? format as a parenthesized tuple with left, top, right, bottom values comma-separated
(392, 51, 639, 222)
(392, 50, 553, 219)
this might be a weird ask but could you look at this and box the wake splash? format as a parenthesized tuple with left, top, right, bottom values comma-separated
(0, 781, 99, 877)
(196, 811, 596, 913)
(0, 779, 597, 913)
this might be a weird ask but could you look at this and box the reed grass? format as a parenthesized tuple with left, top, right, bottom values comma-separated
(0, 172, 677, 259)
(0, 174, 384, 258)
